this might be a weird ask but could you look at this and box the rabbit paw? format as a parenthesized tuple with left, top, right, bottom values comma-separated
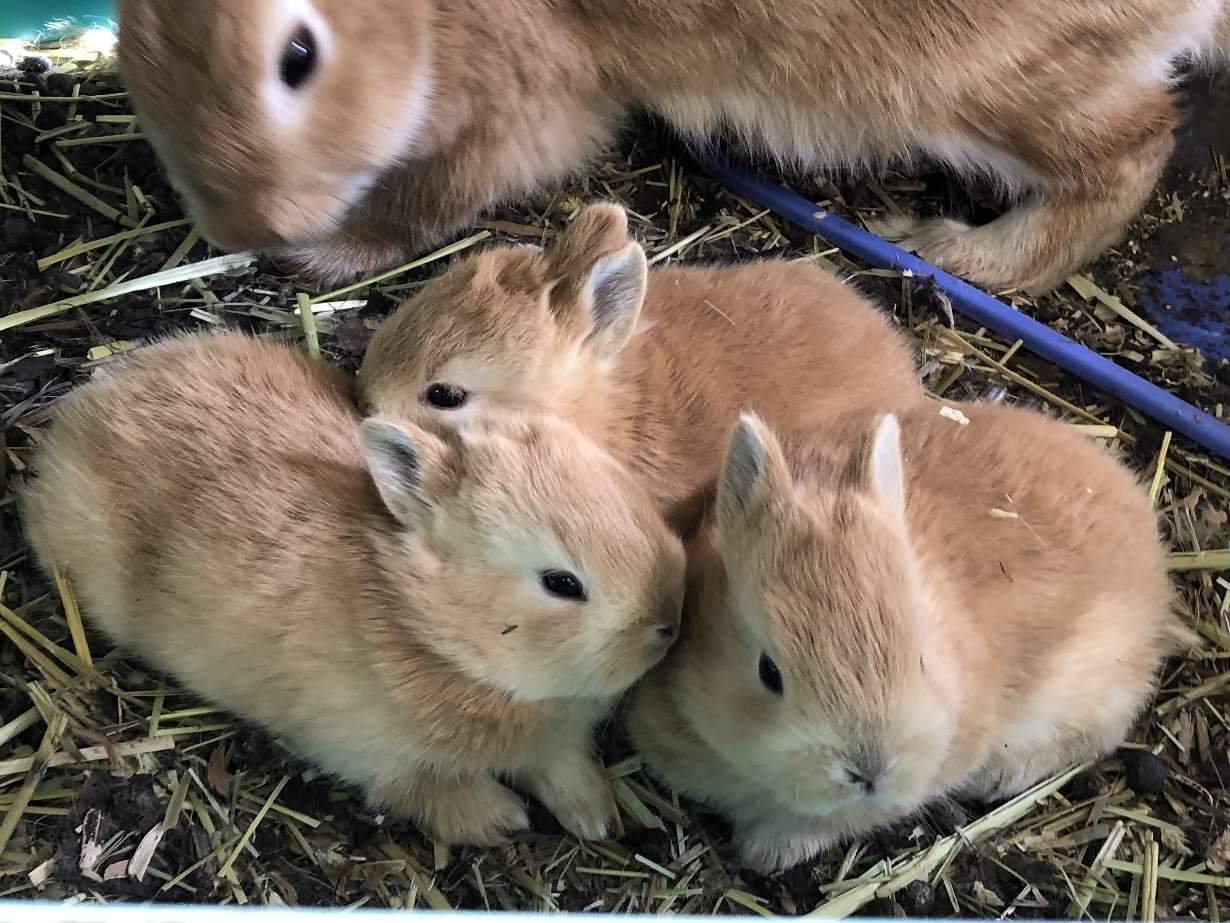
(872, 214, 978, 276)
(379, 773, 531, 847)
(870, 213, 1061, 293)
(426, 777, 531, 847)
(523, 755, 615, 841)
(734, 820, 828, 873)
(278, 230, 407, 286)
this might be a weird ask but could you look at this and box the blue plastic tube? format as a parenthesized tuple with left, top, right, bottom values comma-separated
(693, 148, 1230, 460)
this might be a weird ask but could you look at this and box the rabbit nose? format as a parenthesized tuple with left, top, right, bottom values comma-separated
(847, 756, 886, 794)
(848, 770, 877, 794)
(656, 621, 678, 643)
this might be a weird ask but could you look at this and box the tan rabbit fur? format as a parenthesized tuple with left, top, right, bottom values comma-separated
(1209, 1, 1230, 61)
(358, 203, 923, 534)
(116, 0, 1224, 291)
(628, 403, 1193, 872)
(20, 332, 685, 845)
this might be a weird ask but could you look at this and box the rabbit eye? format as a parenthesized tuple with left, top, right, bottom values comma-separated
(423, 383, 468, 410)
(540, 570, 587, 602)
(279, 27, 318, 90)
(758, 653, 783, 696)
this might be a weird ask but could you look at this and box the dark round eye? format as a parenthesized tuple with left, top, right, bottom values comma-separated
(540, 570, 587, 602)
(423, 383, 468, 410)
(279, 27, 318, 90)
(758, 653, 783, 696)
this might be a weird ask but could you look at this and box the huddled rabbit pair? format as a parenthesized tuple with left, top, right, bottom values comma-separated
(22, 204, 1192, 872)
(114, 0, 1228, 294)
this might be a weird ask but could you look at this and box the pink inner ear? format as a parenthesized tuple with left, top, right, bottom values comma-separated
(868, 415, 905, 515)
(581, 244, 646, 347)
(717, 413, 790, 525)
(720, 416, 768, 516)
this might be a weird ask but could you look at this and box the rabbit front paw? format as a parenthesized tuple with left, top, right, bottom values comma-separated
(377, 771, 531, 846)
(733, 818, 831, 873)
(522, 753, 615, 840)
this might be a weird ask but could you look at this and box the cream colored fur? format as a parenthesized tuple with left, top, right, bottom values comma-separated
(20, 332, 685, 845)
(629, 403, 1193, 871)
(359, 203, 923, 534)
(117, 0, 1225, 291)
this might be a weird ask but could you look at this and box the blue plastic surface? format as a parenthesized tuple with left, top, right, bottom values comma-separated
(693, 147, 1230, 459)
(1138, 260, 1230, 363)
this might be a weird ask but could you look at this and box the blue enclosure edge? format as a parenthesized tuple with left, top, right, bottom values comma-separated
(693, 148, 1230, 460)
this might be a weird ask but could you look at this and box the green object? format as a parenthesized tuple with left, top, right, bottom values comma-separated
(0, 0, 116, 41)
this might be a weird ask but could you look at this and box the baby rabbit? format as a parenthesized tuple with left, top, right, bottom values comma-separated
(21, 332, 684, 845)
(358, 203, 923, 534)
(629, 403, 1193, 872)
(116, 0, 1225, 291)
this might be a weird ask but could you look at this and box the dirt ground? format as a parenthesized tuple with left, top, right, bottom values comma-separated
(0, 56, 1227, 917)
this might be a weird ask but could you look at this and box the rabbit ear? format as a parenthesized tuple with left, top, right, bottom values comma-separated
(547, 203, 647, 359)
(580, 242, 647, 355)
(716, 413, 793, 529)
(552, 203, 631, 268)
(853, 413, 906, 518)
(360, 418, 451, 531)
